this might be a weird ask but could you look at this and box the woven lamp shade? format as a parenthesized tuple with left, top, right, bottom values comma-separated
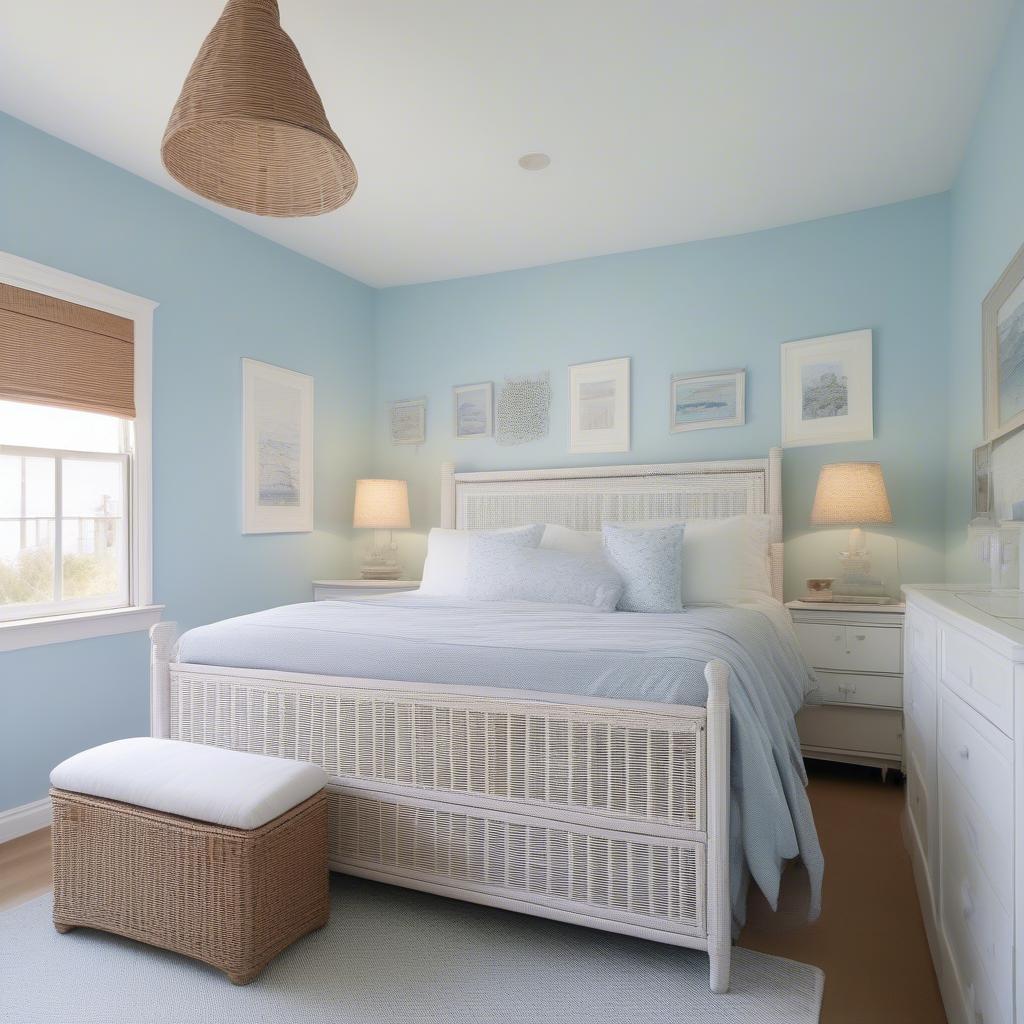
(353, 480, 411, 530)
(161, 0, 357, 218)
(810, 462, 893, 526)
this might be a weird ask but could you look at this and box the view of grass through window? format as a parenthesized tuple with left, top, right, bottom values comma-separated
(0, 401, 128, 616)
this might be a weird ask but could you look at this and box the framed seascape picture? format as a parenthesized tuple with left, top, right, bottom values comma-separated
(453, 382, 493, 439)
(983, 241, 1024, 441)
(390, 398, 426, 445)
(242, 358, 314, 534)
(780, 329, 873, 448)
(568, 357, 630, 454)
(973, 442, 992, 519)
(670, 368, 745, 433)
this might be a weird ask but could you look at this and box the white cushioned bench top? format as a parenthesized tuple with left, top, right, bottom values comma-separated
(50, 738, 327, 830)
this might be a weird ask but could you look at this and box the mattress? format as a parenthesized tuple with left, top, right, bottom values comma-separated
(175, 593, 822, 928)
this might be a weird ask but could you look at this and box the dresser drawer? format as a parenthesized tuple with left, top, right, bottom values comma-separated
(939, 796, 1013, 1023)
(794, 622, 901, 674)
(938, 693, 1013, 850)
(940, 755, 1012, 912)
(797, 705, 902, 756)
(813, 671, 901, 709)
(905, 607, 937, 679)
(939, 626, 1013, 737)
(905, 749, 929, 854)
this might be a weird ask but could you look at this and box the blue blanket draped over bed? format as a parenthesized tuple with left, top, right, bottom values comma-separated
(175, 594, 823, 929)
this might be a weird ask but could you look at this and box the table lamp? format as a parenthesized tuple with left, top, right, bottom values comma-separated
(810, 461, 893, 602)
(353, 479, 410, 580)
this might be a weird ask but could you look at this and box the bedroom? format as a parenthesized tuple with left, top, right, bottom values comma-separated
(0, 1, 1021, 1022)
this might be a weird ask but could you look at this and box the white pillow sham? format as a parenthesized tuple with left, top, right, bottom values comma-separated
(679, 515, 771, 605)
(544, 516, 771, 606)
(418, 525, 544, 597)
(465, 542, 624, 611)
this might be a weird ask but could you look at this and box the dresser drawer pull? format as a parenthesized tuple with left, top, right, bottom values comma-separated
(958, 744, 970, 761)
(960, 879, 974, 920)
(966, 982, 983, 1024)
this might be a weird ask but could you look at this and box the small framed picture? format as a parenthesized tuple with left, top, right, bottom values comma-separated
(781, 329, 873, 448)
(973, 442, 992, 519)
(390, 398, 426, 445)
(568, 357, 630, 454)
(453, 382, 493, 439)
(670, 369, 745, 433)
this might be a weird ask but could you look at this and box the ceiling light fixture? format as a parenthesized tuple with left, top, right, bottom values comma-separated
(518, 153, 551, 171)
(161, 0, 357, 218)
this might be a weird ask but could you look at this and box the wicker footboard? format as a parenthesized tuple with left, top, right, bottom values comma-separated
(152, 622, 731, 992)
(51, 787, 329, 984)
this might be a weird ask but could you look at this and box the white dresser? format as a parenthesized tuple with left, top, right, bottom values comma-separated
(903, 585, 1023, 1024)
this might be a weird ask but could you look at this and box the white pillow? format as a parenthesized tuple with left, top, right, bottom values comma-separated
(540, 523, 603, 556)
(680, 515, 772, 605)
(466, 543, 624, 611)
(419, 525, 544, 597)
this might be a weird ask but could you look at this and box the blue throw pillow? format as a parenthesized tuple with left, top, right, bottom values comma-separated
(465, 543, 624, 610)
(601, 522, 685, 613)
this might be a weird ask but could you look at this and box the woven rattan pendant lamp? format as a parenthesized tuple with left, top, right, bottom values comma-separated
(162, 0, 356, 217)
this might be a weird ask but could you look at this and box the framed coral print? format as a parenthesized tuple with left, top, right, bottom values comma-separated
(670, 369, 745, 432)
(242, 358, 314, 534)
(568, 357, 630, 454)
(453, 382, 493, 439)
(780, 330, 873, 448)
(983, 240, 1024, 441)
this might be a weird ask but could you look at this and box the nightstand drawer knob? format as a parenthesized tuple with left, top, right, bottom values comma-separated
(852, 633, 866, 641)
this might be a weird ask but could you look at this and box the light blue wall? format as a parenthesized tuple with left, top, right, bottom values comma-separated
(0, 113, 375, 811)
(946, 0, 1024, 580)
(373, 196, 951, 600)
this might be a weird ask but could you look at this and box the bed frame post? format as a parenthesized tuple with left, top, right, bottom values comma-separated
(704, 658, 731, 993)
(768, 446, 783, 602)
(150, 621, 178, 739)
(440, 461, 456, 529)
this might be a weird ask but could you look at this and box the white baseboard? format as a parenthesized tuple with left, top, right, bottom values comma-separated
(0, 797, 52, 844)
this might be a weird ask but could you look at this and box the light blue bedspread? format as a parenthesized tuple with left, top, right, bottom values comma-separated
(175, 594, 823, 929)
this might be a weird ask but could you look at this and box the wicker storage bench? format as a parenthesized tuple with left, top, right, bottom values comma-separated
(50, 738, 329, 984)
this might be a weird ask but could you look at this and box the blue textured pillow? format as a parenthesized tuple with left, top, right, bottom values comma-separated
(601, 522, 686, 613)
(465, 543, 624, 611)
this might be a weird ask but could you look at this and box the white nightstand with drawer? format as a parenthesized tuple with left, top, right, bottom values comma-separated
(313, 579, 420, 601)
(786, 600, 905, 778)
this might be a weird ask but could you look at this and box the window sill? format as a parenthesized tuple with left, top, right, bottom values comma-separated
(0, 604, 164, 653)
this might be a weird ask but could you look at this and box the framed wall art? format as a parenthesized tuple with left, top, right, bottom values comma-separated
(983, 240, 1024, 441)
(670, 368, 745, 432)
(390, 398, 426, 445)
(242, 358, 314, 534)
(453, 382, 493, 439)
(568, 357, 630, 454)
(781, 329, 873, 448)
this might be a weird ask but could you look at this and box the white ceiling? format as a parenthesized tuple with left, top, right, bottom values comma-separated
(0, 1, 1013, 288)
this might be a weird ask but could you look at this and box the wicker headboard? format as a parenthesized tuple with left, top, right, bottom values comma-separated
(439, 448, 783, 601)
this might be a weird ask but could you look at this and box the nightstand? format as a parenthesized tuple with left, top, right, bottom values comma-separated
(786, 600, 905, 778)
(313, 580, 420, 601)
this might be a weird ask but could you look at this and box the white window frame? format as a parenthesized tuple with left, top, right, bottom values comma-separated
(0, 251, 162, 651)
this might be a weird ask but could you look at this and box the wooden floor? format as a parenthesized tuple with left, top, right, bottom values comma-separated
(0, 763, 944, 1023)
(740, 761, 945, 1023)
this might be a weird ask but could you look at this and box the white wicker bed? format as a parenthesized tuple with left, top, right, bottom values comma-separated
(150, 449, 783, 993)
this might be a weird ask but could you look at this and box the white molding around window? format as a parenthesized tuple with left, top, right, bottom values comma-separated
(0, 250, 161, 651)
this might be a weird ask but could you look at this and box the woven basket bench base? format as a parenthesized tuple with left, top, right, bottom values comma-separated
(50, 787, 329, 984)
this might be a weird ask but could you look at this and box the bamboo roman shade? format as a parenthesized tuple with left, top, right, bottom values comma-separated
(0, 283, 135, 419)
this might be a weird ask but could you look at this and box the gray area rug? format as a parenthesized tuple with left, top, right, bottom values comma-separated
(0, 875, 823, 1023)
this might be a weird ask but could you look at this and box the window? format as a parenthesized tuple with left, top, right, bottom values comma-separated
(0, 251, 158, 650)
(0, 401, 132, 621)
